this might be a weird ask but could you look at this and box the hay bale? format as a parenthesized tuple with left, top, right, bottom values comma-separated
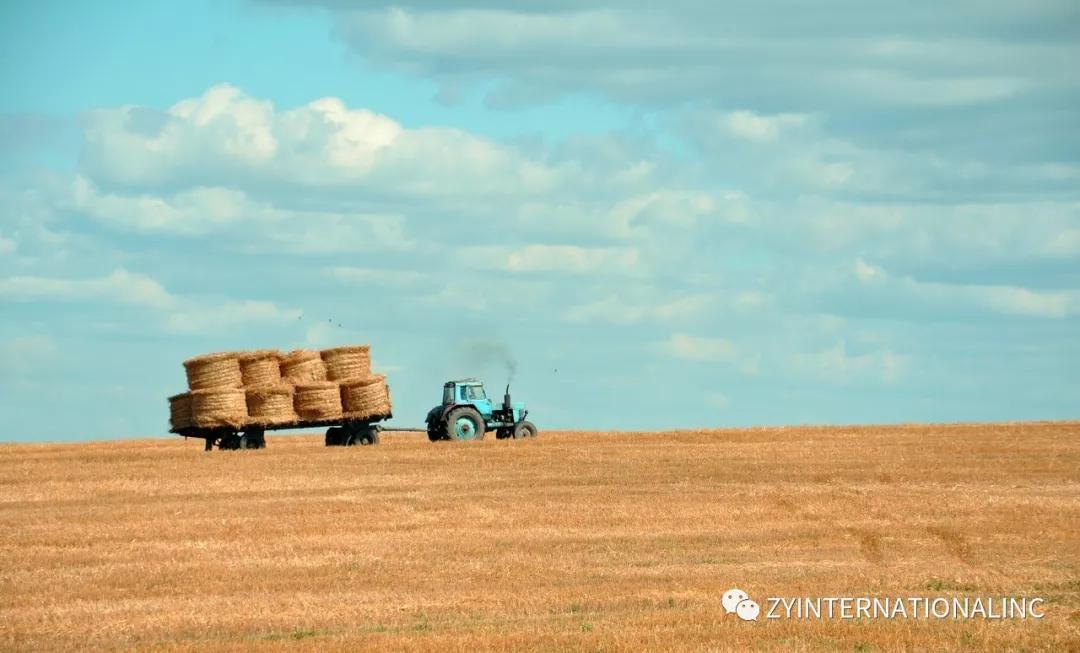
(191, 388, 248, 428)
(341, 375, 392, 419)
(245, 384, 297, 426)
(183, 352, 242, 390)
(321, 345, 371, 382)
(280, 350, 327, 384)
(239, 349, 282, 387)
(294, 381, 342, 421)
(168, 392, 193, 430)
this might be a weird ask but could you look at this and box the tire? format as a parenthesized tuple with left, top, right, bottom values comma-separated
(445, 406, 485, 441)
(219, 432, 241, 449)
(325, 426, 345, 446)
(512, 421, 538, 439)
(345, 425, 380, 446)
(496, 428, 512, 440)
(241, 429, 265, 449)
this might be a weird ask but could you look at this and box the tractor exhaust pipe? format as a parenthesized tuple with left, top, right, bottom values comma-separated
(504, 384, 512, 413)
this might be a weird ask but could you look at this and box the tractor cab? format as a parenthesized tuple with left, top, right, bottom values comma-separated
(426, 378, 537, 442)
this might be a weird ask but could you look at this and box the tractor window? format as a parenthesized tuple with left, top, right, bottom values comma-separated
(465, 385, 486, 401)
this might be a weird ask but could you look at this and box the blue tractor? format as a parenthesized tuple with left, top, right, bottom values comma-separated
(426, 379, 538, 441)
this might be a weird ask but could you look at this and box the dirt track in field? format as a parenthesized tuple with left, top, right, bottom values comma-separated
(1, 423, 1078, 651)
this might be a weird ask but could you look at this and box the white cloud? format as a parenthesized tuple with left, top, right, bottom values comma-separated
(0, 268, 176, 310)
(722, 111, 809, 143)
(0, 335, 59, 374)
(164, 301, 301, 334)
(659, 333, 761, 374)
(70, 176, 413, 251)
(80, 84, 560, 198)
(464, 244, 642, 275)
(0, 232, 15, 256)
(565, 293, 711, 324)
(853, 259, 1079, 319)
(662, 333, 738, 363)
(791, 340, 907, 384)
(321, 3, 1067, 114)
(0, 269, 300, 334)
(330, 266, 427, 286)
(706, 392, 731, 409)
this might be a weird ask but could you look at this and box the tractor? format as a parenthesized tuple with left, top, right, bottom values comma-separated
(426, 379, 537, 441)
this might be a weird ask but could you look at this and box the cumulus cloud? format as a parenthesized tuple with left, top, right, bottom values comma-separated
(463, 244, 642, 276)
(565, 293, 711, 325)
(660, 333, 760, 375)
(306, 1, 1078, 116)
(0, 268, 176, 310)
(791, 340, 907, 384)
(851, 259, 1079, 319)
(0, 269, 300, 333)
(80, 84, 559, 199)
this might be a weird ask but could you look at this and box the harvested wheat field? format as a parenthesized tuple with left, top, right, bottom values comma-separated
(1, 423, 1078, 652)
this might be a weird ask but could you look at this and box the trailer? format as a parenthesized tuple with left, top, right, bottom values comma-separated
(171, 412, 393, 450)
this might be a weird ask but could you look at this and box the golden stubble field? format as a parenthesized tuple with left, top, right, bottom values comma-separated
(1, 423, 1078, 652)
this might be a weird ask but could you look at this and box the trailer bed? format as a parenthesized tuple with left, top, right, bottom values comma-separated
(172, 412, 394, 449)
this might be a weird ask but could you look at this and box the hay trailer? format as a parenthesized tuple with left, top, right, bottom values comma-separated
(172, 413, 392, 451)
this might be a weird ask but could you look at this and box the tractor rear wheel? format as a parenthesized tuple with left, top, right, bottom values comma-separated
(445, 406, 485, 441)
(512, 421, 538, 439)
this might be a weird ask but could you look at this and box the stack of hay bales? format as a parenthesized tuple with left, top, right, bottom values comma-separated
(341, 374, 393, 420)
(181, 352, 247, 429)
(167, 343, 392, 432)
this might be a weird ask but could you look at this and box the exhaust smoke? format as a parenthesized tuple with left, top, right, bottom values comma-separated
(459, 338, 517, 385)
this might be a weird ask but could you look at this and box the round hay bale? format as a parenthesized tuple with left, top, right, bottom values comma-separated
(280, 350, 327, 384)
(321, 345, 371, 381)
(245, 384, 297, 426)
(294, 381, 342, 421)
(341, 375, 392, 419)
(239, 349, 283, 387)
(191, 388, 248, 428)
(168, 392, 193, 430)
(183, 352, 243, 390)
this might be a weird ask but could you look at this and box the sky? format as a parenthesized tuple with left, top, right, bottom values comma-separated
(1, 0, 1078, 441)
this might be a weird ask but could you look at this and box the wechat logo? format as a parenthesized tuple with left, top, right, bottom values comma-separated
(723, 588, 761, 622)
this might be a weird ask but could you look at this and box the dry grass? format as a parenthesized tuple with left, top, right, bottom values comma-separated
(1, 422, 1078, 652)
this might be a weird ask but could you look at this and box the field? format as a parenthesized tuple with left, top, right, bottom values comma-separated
(2, 423, 1078, 652)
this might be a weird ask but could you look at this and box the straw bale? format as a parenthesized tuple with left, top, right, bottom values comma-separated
(294, 381, 343, 421)
(191, 388, 248, 428)
(341, 375, 392, 419)
(239, 349, 282, 386)
(183, 352, 242, 390)
(321, 345, 372, 382)
(245, 384, 297, 425)
(280, 350, 327, 384)
(168, 392, 193, 430)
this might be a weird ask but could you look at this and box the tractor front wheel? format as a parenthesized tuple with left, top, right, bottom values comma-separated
(512, 421, 538, 439)
(445, 406, 485, 441)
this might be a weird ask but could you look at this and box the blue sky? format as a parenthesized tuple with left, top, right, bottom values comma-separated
(1, 0, 1077, 441)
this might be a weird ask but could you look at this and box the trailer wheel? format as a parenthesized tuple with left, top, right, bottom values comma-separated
(325, 426, 345, 446)
(445, 406, 485, 441)
(512, 421, 538, 439)
(355, 430, 380, 446)
(239, 428, 265, 449)
(345, 425, 380, 446)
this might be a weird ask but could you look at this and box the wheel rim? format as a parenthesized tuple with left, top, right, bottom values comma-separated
(453, 416, 478, 440)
